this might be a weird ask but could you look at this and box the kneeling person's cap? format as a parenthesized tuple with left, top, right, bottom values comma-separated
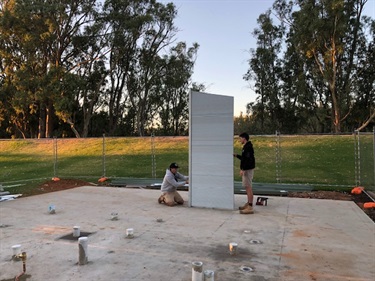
(169, 162, 179, 169)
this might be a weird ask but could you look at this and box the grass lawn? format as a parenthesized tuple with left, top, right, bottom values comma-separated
(1, 135, 374, 194)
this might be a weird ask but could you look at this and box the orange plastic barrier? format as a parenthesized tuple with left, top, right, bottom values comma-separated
(363, 202, 375, 209)
(98, 177, 108, 183)
(351, 186, 364, 195)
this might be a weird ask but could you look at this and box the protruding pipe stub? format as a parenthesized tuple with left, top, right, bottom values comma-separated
(111, 212, 118, 221)
(229, 242, 238, 255)
(192, 261, 203, 272)
(48, 204, 56, 214)
(12, 245, 22, 261)
(12, 245, 21, 256)
(204, 269, 215, 281)
(78, 237, 88, 265)
(126, 228, 134, 239)
(192, 261, 204, 281)
(73, 226, 80, 237)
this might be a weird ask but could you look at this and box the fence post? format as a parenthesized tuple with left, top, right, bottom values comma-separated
(354, 130, 361, 186)
(53, 137, 58, 178)
(151, 133, 156, 178)
(102, 134, 106, 178)
(275, 131, 281, 183)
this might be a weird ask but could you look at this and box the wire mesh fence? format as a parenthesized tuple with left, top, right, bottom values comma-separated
(0, 131, 374, 190)
(355, 130, 375, 189)
(272, 134, 372, 188)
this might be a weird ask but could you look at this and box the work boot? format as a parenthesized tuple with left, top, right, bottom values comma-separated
(158, 195, 165, 204)
(239, 205, 254, 214)
(238, 202, 250, 210)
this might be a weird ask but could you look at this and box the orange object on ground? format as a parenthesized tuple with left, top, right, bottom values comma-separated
(363, 202, 375, 209)
(98, 177, 108, 183)
(351, 186, 364, 195)
(52, 177, 60, 181)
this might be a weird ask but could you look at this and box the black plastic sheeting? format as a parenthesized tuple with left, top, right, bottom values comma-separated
(108, 178, 313, 196)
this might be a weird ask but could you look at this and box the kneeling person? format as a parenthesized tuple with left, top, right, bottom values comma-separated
(158, 163, 189, 206)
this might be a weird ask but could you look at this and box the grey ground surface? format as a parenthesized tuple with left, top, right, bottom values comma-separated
(0, 186, 374, 281)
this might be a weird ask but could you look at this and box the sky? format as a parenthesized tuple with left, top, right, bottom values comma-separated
(161, 0, 375, 116)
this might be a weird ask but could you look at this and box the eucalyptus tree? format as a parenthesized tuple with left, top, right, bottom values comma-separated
(156, 42, 199, 135)
(348, 17, 375, 131)
(243, 10, 284, 133)
(101, 0, 182, 136)
(101, 0, 150, 136)
(1, 0, 200, 138)
(0, 45, 12, 137)
(125, 1, 178, 136)
(273, 0, 373, 132)
(0, 0, 46, 138)
(281, 15, 332, 133)
(69, 18, 110, 138)
(234, 112, 253, 135)
(0, 0, 99, 138)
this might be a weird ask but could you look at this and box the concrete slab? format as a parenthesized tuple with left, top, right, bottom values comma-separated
(0, 186, 374, 281)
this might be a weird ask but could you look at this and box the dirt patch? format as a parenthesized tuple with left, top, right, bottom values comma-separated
(288, 190, 352, 201)
(19, 179, 375, 223)
(26, 178, 95, 196)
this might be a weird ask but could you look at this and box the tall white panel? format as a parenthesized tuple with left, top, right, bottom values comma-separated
(189, 91, 234, 209)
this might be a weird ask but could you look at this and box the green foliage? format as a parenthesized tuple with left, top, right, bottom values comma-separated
(0, 0, 199, 138)
(1, 0, 373, 137)
(245, 0, 375, 134)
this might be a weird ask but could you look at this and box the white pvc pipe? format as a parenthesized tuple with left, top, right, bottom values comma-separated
(126, 228, 134, 238)
(192, 261, 203, 281)
(73, 226, 80, 237)
(78, 237, 88, 265)
(12, 244, 21, 256)
(111, 212, 118, 221)
(229, 242, 238, 255)
(203, 270, 214, 281)
(48, 204, 56, 214)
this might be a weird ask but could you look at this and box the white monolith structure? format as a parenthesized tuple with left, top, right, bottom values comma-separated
(78, 237, 88, 265)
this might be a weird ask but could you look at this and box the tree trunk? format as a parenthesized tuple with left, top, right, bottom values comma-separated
(46, 100, 54, 138)
(38, 104, 46, 139)
(356, 111, 375, 131)
(66, 118, 81, 138)
(329, 83, 341, 133)
(82, 111, 90, 138)
(137, 110, 145, 136)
